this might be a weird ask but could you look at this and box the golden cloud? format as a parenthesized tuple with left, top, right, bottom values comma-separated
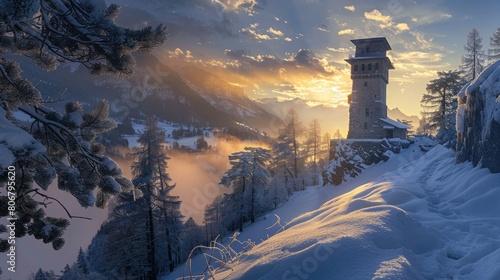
(364, 9, 392, 23)
(338, 28, 355, 35)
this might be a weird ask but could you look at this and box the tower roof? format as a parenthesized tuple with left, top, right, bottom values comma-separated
(350, 37, 391, 51)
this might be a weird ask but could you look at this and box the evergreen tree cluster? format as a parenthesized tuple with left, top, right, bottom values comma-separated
(419, 27, 500, 147)
(204, 109, 332, 240)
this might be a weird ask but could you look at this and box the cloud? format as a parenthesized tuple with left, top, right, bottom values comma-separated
(116, 2, 238, 41)
(410, 13, 452, 25)
(363, 9, 409, 33)
(364, 9, 392, 23)
(318, 24, 329, 32)
(344, 5, 355, 12)
(284, 37, 292, 42)
(213, 0, 266, 15)
(241, 27, 272, 40)
(395, 51, 444, 63)
(338, 28, 355, 35)
(267, 27, 284, 37)
(167, 48, 193, 59)
(327, 47, 351, 53)
(222, 48, 335, 76)
(406, 31, 446, 51)
(396, 23, 409, 31)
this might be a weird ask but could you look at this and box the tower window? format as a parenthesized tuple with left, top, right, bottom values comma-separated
(375, 63, 379, 70)
(364, 122, 368, 129)
(368, 64, 372, 71)
(366, 46, 370, 53)
(361, 64, 365, 71)
(365, 108, 370, 117)
(354, 65, 358, 71)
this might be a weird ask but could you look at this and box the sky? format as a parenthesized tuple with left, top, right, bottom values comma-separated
(113, 0, 500, 118)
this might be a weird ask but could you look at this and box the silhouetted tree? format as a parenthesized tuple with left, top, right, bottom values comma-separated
(461, 28, 485, 81)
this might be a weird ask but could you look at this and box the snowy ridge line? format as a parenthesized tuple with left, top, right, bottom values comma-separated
(163, 139, 429, 279)
(163, 142, 500, 279)
(228, 145, 500, 279)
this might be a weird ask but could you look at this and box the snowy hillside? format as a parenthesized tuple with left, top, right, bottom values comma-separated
(164, 141, 500, 280)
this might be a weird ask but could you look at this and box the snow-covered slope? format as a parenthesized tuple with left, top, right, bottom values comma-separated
(164, 141, 500, 280)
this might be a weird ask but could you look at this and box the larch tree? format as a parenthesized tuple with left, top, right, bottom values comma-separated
(461, 28, 485, 81)
(0, 0, 167, 251)
(488, 28, 500, 63)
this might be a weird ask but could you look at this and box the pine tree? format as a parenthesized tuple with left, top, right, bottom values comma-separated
(32, 268, 57, 280)
(272, 108, 304, 191)
(0, 0, 166, 251)
(220, 147, 271, 230)
(305, 119, 321, 166)
(461, 28, 485, 81)
(131, 118, 168, 279)
(77, 247, 90, 275)
(204, 196, 224, 242)
(488, 28, 500, 63)
(421, 70, 464, 144)
(92, 118, 183, 279)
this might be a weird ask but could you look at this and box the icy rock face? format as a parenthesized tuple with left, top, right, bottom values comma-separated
(456, 61, 500, 173)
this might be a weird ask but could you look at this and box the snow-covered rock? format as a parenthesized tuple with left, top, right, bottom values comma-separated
(456, 60, 500, 173)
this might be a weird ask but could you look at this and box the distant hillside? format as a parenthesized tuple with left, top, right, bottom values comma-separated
(388, 107, 420, 131)
(17, 53, 280, 136)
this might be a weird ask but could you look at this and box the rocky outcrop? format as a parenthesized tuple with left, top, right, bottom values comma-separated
(456, 61, 500, 173)
(322, 139, 411, 186)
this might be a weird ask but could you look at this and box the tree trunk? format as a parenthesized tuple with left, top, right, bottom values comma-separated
(146, 186, 157, 280)
(165, 218, 174, 272)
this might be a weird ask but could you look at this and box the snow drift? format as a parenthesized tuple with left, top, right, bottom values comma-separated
(197, 144, 500, 279)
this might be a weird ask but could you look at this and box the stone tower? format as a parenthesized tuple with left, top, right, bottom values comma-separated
(345, 37, 406, 139)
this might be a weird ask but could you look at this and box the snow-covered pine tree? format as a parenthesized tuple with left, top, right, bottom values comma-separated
(488, 28, 500, 64)
(59, 262, 106, 280)
(30, 268, 57, 280)
(0, 0, 166, 251)
(220, 147, 271, 231)
(305, 119, 321, 166)
(421, 70, 464, 145)
(182, 217, 204, 256)
(91, 118, 182, 279)
(77, 247, 90, 275)
(271, 109, 304, 194)
(304, 119, 322, 184)
(132, 118, 174, 279)
(461, 28, 485, 81)
(204, 195, 225, 242)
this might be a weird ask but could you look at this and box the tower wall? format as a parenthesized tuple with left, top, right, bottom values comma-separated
(346, 38, 393, 139)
